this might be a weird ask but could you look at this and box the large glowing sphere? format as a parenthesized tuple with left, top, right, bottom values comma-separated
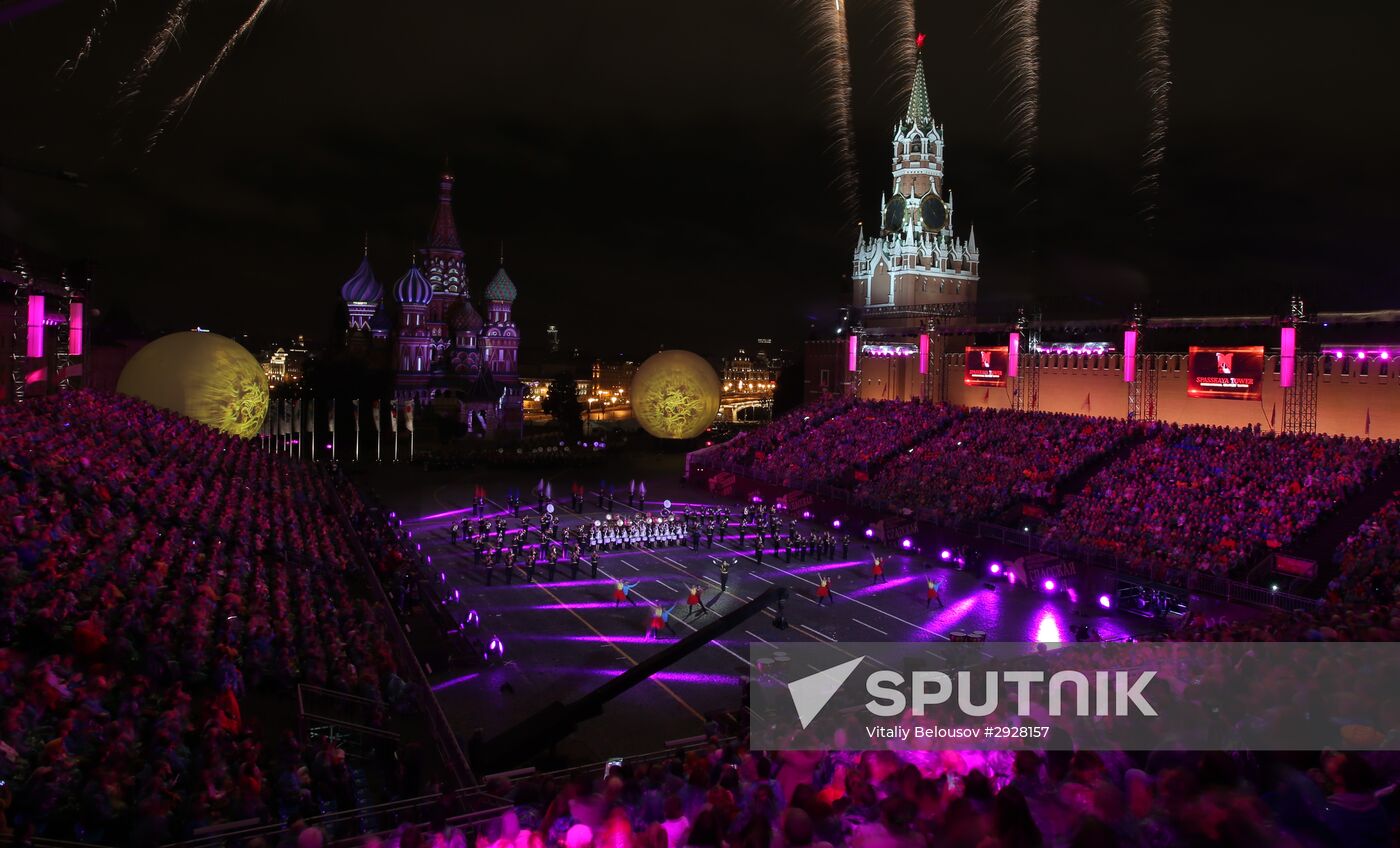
(116, 331, 269, 438)
(630, 350, 721, 440)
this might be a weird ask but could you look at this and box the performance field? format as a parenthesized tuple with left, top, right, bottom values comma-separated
(366, 458, 1156, 765)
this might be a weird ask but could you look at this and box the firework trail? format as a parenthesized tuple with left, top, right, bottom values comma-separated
(991, 0, 1039, 193)
(116, 0, 196, 105)
(59, 0, 118, 76)
(1136, 0, 1171, 226)
(146, 0, 275, 153)
(803, 0, 861, 222)
(873, 0, 917, 108)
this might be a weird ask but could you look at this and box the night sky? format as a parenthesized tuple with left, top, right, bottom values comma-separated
(2, 0, 1397, 359)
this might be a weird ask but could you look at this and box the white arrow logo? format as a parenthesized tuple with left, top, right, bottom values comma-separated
(787, 656, 865, 729)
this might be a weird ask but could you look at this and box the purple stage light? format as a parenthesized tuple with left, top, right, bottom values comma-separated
(439, 571, 446, 582)
(1098, 594, 1112, 609)
(832, 519, 842, 529)
(802, 511, 812, 519)
(900, 538, 913, 550)
(940, 549, 952, 561)
(1007, 572, 1016, 585)
(453, 588, 461, 602)
(988, 562, 1002, 575)
(430, 672, 479, 692)
(864, 528, 875, 538)
(1042, 579, 1056, 592)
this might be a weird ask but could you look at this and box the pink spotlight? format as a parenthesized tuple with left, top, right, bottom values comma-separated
(1043, 579, 1056, 592)
(1123, 329, 1137, 383)
(939, 549, 952, 561)
(988, 562, 1002, 575)
(1098, 594, 1112, 609)
(1382, 352, 1393, 361)
(1280, 326, 1296, 388)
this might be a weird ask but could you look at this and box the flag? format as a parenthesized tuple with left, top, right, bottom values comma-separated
(1269, 402, 1276, 430)
(307, 398, 315, 436)
(546, 482, 553, 499)
(1366, 407, 1371, 436)
(982, 388, 990, 404)
(352, 399, 360, 431)
(372, 400, 381, 431)
(327, 399, 336, 433)
(1082, 392, 1091, 412)
(292, 398, 302, 435)
(404, 399, 414, 433)
(390, 399, 399, 432)
(281, 399, 293, 433)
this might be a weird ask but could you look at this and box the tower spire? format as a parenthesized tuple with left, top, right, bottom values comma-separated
(905, 35, 933, 129)
(428, 169, 462, 251)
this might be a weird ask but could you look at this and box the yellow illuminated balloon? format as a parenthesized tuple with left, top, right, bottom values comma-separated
(630, 350, 721, 440)
(116, 331, 270, 438)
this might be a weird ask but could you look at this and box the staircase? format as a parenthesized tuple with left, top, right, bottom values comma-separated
(1288, 460, 1400, 591)
(1047, 429, 1151, 506)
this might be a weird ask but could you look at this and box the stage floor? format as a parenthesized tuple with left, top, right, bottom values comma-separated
(360, 453, 1163, 767)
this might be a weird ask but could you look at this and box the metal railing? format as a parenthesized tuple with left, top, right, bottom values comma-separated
(326, 479, 477, 791)
(160, 789, 514, 848)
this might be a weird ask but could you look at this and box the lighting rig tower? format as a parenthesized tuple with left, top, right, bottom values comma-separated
(1125, 303, 1157, 422)
(9, 255, 29, 404)
(1281, 295, 1317, 434)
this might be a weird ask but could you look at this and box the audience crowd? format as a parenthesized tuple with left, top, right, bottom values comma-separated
(1331, 491, 1400, 604)
(0, 391, 417, 843)
(855, 411, 1136, 525)
(709, 398, 855, 482)
(453, 726, 1396, 848)
(720, 401, 956, 488)
(1044, 424, 1391, 574)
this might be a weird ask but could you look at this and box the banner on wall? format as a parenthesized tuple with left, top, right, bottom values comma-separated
(1187, 346, 1265, 401)
(964, 346, 1009, 387)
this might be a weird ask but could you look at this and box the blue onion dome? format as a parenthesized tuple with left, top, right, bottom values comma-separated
(449, 300, 484, 333)
(393, 264, 433, 305)
(340, 255, 382, 303)
(484, 266, 517, 303)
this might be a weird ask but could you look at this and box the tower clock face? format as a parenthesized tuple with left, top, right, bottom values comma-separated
(920, 194, 947, 231)
(883, 194, 907, 233)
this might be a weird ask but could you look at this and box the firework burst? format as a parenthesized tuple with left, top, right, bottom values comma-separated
(115, 0, 196, 105)
(59, 0, 118, 77)
(991, 0, 1039, 194)
(873, 0, 917, 108)
(793, 0, 861, 222)
(1136, 0, 1171, 226)
(146, 0, 275, 152)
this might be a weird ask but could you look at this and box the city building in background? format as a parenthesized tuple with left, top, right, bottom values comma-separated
(339, 170, 524, 438)
(261, 335, 312, 385)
